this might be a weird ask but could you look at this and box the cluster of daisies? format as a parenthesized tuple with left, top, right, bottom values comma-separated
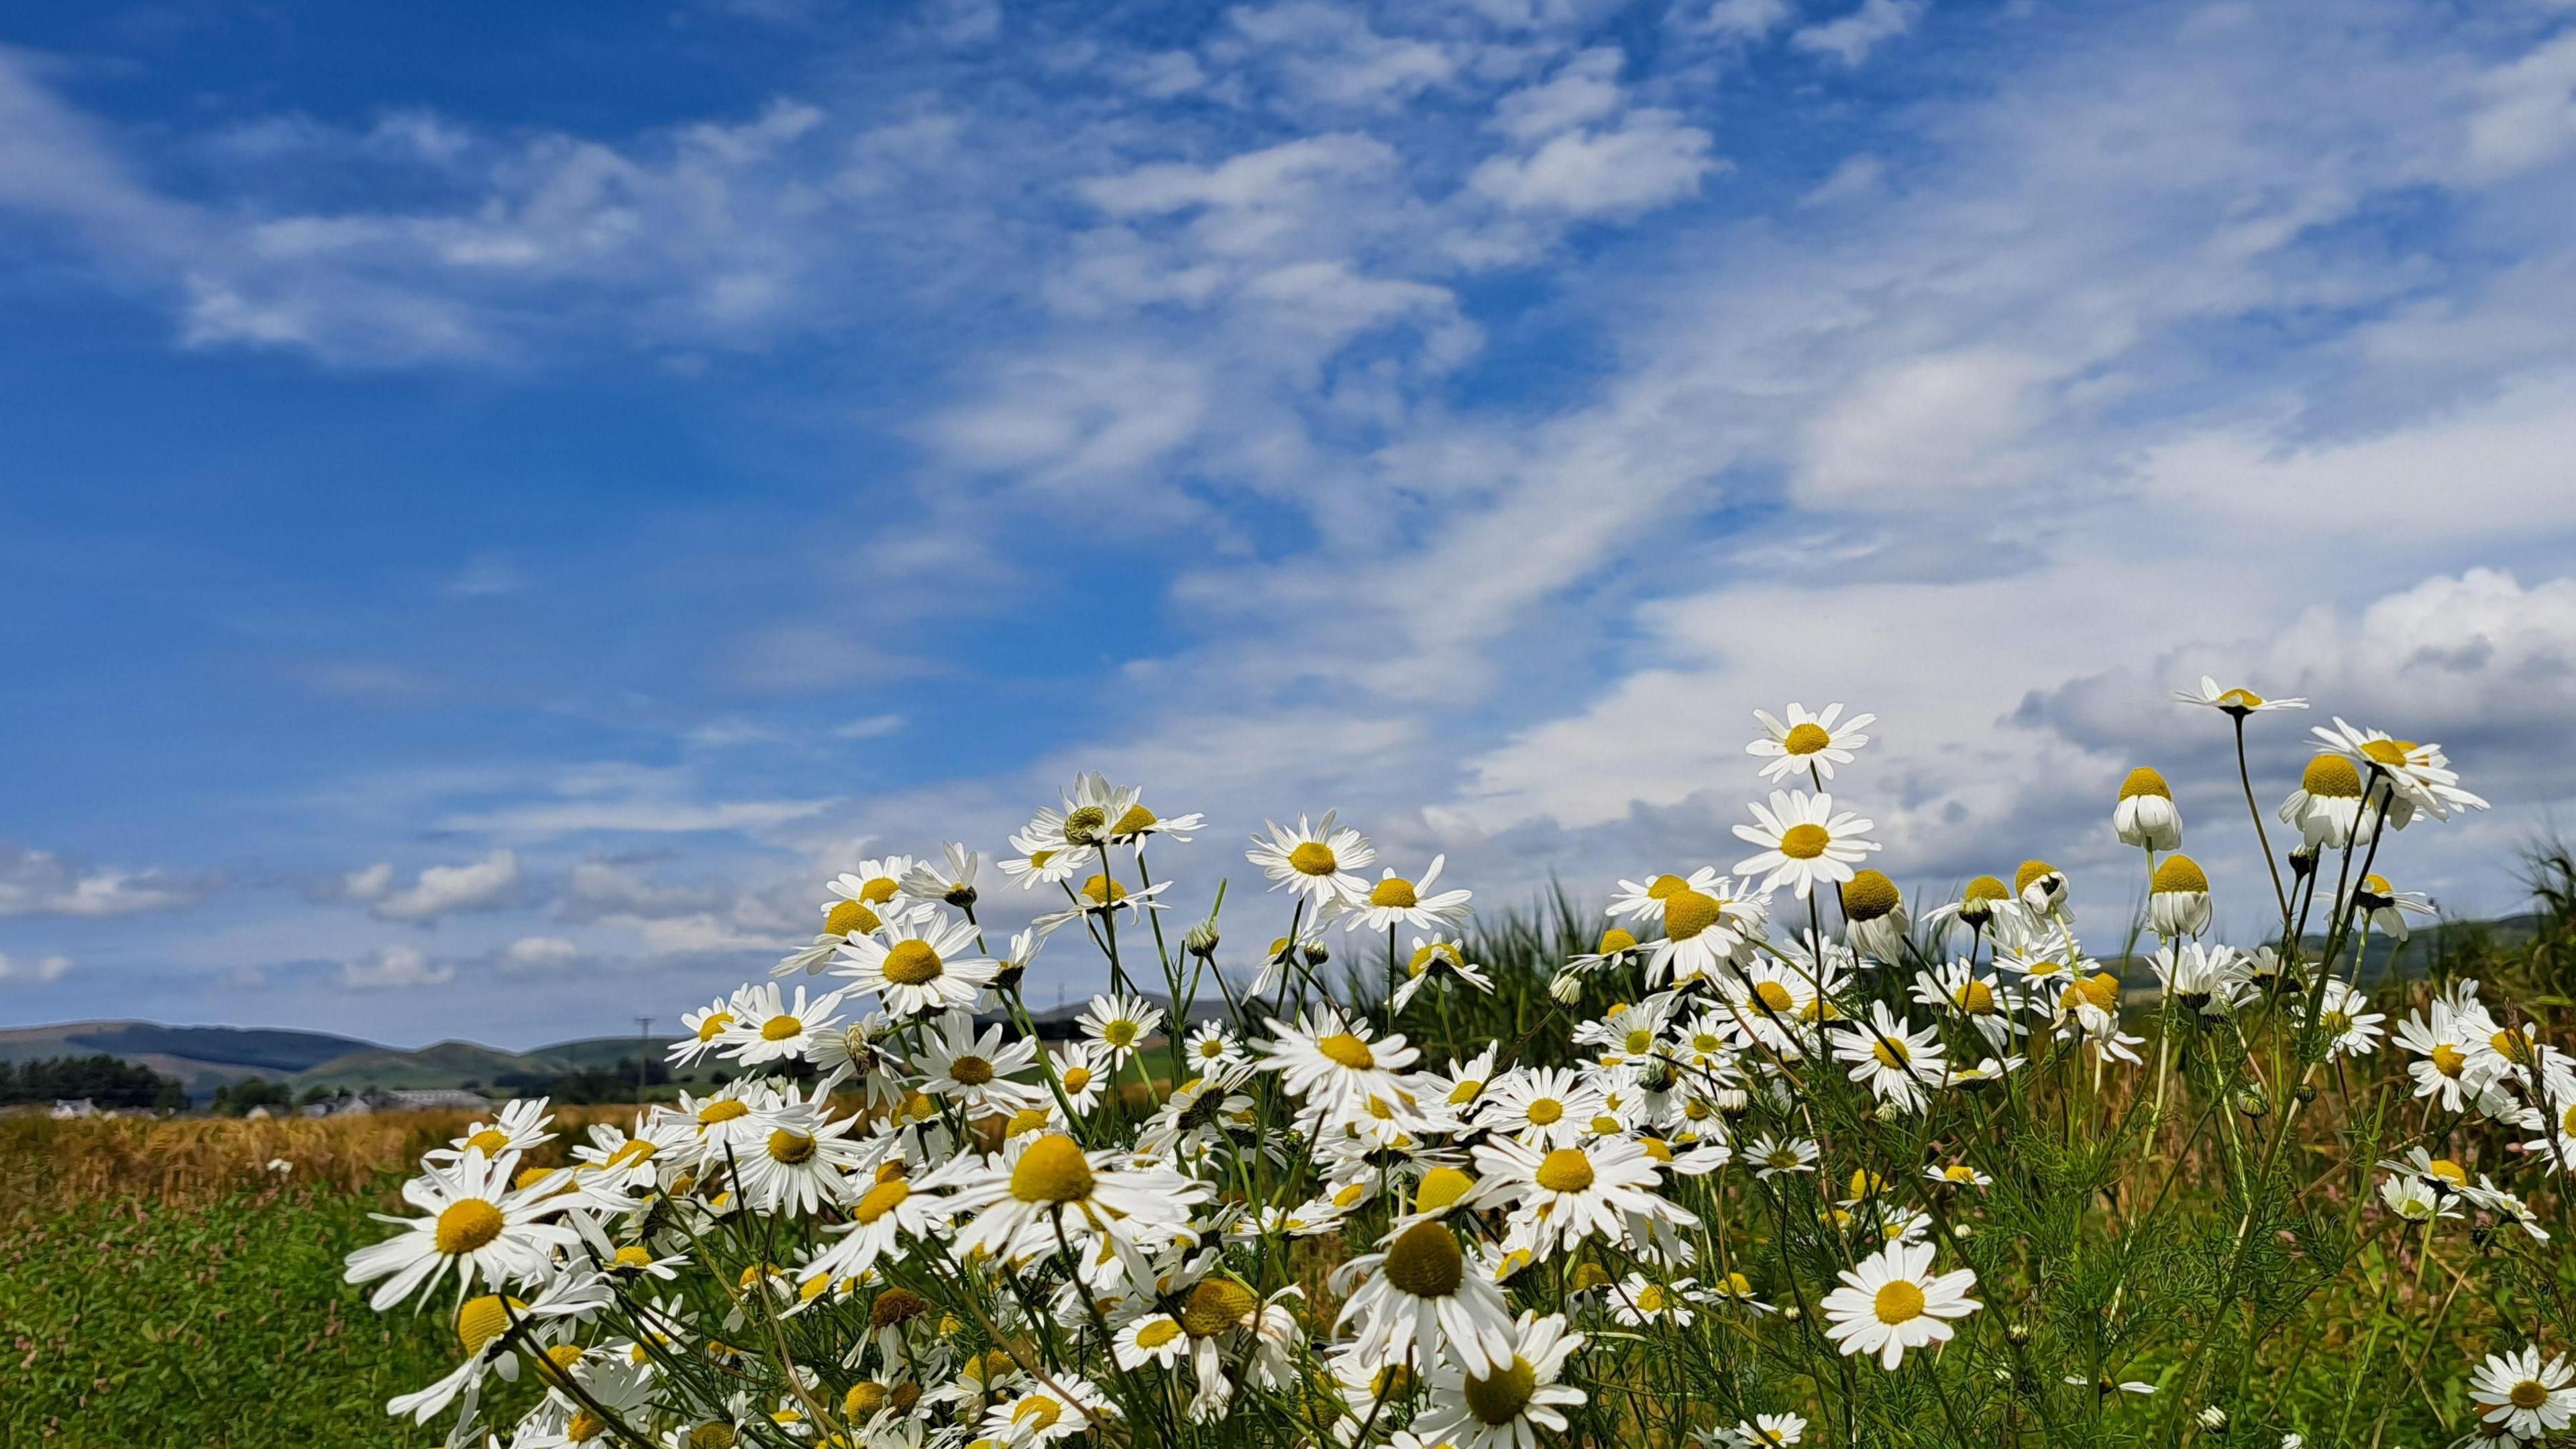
(342, 689, 2562, 1449)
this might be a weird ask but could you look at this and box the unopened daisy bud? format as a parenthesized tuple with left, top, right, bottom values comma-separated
(2149, 855, 2212, 938)
(2004, 1318, 2033, 1346)
(2294, 1083, 2318, 1106)
(1301, 938, 1330, 967)
(2015, 859, 2070, 916)
(2198, 1405, 2229, 1434)
(1182, 918, 1220, 961)
(1714, 1087, 1752, 1119)
(1548, 970, 1582, 1004)
(1842, 869, 1909, 963)
(2289, 843, 2318, 879)
(2114, 767, 2183, 850)
(2233, 1086, 2269, 1119)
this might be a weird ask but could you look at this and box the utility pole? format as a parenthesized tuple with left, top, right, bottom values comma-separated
(634, 1016, 652, 1109)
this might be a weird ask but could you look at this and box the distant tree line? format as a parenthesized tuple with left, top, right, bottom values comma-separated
(492, 1055, 671, 1104)
(209, 1077, 299, 1115)
(1, 1055, 186, 1110)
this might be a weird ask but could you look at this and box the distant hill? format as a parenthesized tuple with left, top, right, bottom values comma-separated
(0, 1020, 710, 1101)
(288, 1039, 572, 1093)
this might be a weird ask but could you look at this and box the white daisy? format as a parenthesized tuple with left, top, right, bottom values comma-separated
(898, 842, 981, 907)
(914, 1014, 1044, 1117)
(1831, 1001, 1946, 1114)
(2113, 767, 2184, 851)
(342, 1149, 580, 1311)
(1818, 1240, 1981, 1369)
(2312, 716, 2489, 824)
(1468, 1134, 1694, 1258)
(833, 914, 998, 1016)
(1411, 1311, 1587, 1449)
(1338, 854, 1474, 933)
(1733, 790, 1880, 900)
(2470, 1346, 2576, 1441)
(1246, 811, 1377, 906)
(1078, 991, 1165, 1066)
(2147, 854, 2212, 938)
(1332, 1216, 1519, 1378)
(1747, 702, 1876, 782)
(1258, 1009, 1420, 1123)
(1394, 934, 1495, 1011)
(720, 981, 847, 1067)
(1478, 1067, 1609, 1149)
(2173, 676, 2308, 715)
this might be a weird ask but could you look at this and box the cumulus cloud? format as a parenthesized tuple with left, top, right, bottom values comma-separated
(502, 935, 583, 967)
(1790, 0, 1925, 67)
(0, 845, 211, 918)
(0, 951, 72, 985)
(352, 849, 524, 922)
(341, 944, 455, 989)
(1468, 109, 1717, 216)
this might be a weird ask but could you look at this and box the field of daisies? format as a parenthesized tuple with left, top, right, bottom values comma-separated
(325, 682, 2576, 1449)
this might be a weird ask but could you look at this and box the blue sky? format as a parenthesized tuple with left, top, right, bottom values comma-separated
(5, 0, 2576, 1047)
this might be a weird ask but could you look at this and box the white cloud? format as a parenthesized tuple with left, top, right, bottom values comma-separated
(341, 944, 455, 989)
(2464, 30, 2576, 181)
(0, 845, 211, 918)
(502, 935, 583, 967)
(833, 713, 907, 740)
(365, 849, 523, 922)
(1468, 109, 1717, 216)
(1699, 0, 1796, 39)
(0, 951, 72, 985)
(1790, 0, 1925, 67)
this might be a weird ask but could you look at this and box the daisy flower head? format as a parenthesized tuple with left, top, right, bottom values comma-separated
(1841, 868, 1909, 965)
(1747, 1133, 1820, 1179)
(1034, 872, 1172, 934)
(801, 1160, 949, 1284)
(343, 1149, 579, 1311)
(720, 980, 847, 1067)
(1114, 1313, 1189, 1371)
(1734, 790, 1880, 900)
(833, 913, 998, 1017)
(2147, 854, 2212, 938)
(1413, 1311, 1588, 1449)
(1609, 867, 1721, 922)
(2395, 1002, 2498, 1113)
(2464, 1175, 2551, 1242)
(1078, 991, 1165, 1066)
(2308, 979, 2385, 1059)
(1479, 1066, 1609, 1149)
(1247, 812, 1376, 905)
(1748, 702, 1876, 783)
(1000, 835, 1091, 891)
(2174, 676, 2308, 716)
(1396, 934, 1496, 1010)
(977, 1372, 1115, 1447)
(2149, 940, 2250, 1018)
(1609, 1272, 1697, 1327)
(1183, 1022, 1243, 1071)
(1332, 1214, 1519, 1378)
(831, 857, 919, 914)
(1468, 1133, 1693, 1258)
(1911, 960, 2021, 1049)
(2013, 859, 2072, 922)
(739, 1071, 873, 1217)
(426, 1097, 555, 1167)
(1724, 1413, 1809, 1449)
(2114, 767, 2183, 851)
(915, 1014, 1043, 1116)
(1339, 854, 1474, 934)
(2469, 1346, 2576, 1441)
(2312, 717, 2489, 825)
(1831, 1001, 1946, 1114)
(1258, 1009, 1419, 1121)
(940, 1132, 1207, 1274)
(2278, 752, 2375, 850)
(898, 842, 981, 908)
(1646, 874, 1767, 987)
(1924, 875, 2018, 936)
(2345, 873, 2435, 942)
(1819, 1240, 1981, 1369)
(671, 996, 741, 1067)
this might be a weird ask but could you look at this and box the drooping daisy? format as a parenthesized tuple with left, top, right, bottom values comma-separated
(1818, 1240, 1981, 1369)
(1748, 702, 1876, 783)
(2345, 873, 2435, 942)
(2147, 855, 2212, 938)
(1831, 1002, 1946, 1113)
(1646, 875, 1768, 986)
(2470, 1347, 2576, 1441)
(2312, 717, 2489, 824)
(915, 1014, 1044, 1117)
(343, 1150, 580, 1311)
(1246, 812, 1376, 905)
(1733, 790, 1880, 900)
(2113, 767, 2183, 851)
(720, 981, 847, 1067)
(1923, 875, 2018, 938)
(2173, 676, 2308, 715)
(1078, 991, 1165, 1066)
(2278, 753, 2375, 850)
(2013, 859, 2072, 922)
(1411, 1311, 1588, 1449)
(833, 914, 998, 1017)
(1258, 1010, 1420, 1122)
(1332, 1215, 1519, 1377)
(1338, 855, 1474, 933)
(1841, 868, 1910, 965)
(2148, 941, 2250, 1018)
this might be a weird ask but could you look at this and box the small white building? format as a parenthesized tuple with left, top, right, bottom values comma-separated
(50, 1098, 97, 1119)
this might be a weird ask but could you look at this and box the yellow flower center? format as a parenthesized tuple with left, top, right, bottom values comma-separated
(1783, 721, 1833, 755)
(1874, 1279, 1927, 1325)
(2320, 1011, 2352, 1035)
(2513, 1381, 2550, 1410)
(1013, 1395, 1064, 1432)
(1112, 804, 1158, 837)
(1463, 1356, 1538, 1427)
(434, 1199, 505, 1256)
(688, 1423, 737, 1449)
(2078, 973, 2122, 1013)
(1079, 873, 1127, 905)
(464, 1128, 511, 1155)
(2151, 855, 2209, 894)
(1181, 1278, 1258, 1336)
(2216, 687, 2264, 710)
(2015, 860, 2057, 896)
(2118, 767, 2171, 801)
(1945, 1165, 1979, 1183)
(760, 1014, 803, 1042)
(1843, 869, 1900, 920)
(1646, 873, 1689, 899)
(2432, 1044, 2468, 1078)
(881, 940, 944, 985)
(1060, 1065, 1093, 1093)
(698, 1098, 750, 1126)
(1597, 926, 1638, 955)
(1135, 1317, 1183, 1350)
(455, 1293, 527, 1355)
(2496, 1029, 2534, 1064)
(1778, 824, 1831, 860)
(2428, 1158, 2467, 1187)
(1872, 1037, 1910, 1069)
(1383, 1220, 1466, 1299)
(695, 1010, 735, 1042)
(1634, 1283, 1668, 1312)
(1525, 1097, 1564, 1126)
(567, 1409, 607, 1442)
(1535, 1148, 1595, 1193)
(1964, 875, 2009, 906)
(2360, 738, 2411, 767)
(854, 1179, 910, 1225)
(2301, 753, 2365, 799)
(1415, 1165, 1475, 1212)
(1101, 1018, 1139, 1046)
(1009, 1134, 1095, 1204)
(1370, 876, 1419, 908)
(1062, 805, 1107, 843)
(1289, 841, 1339, 875)
(1316, 1032, 1377, 1070)
(605, 1140, 657, 1169)
(845, 1383, 890, 1419)
(949, 1055, 995, 1086)
(1664, 889, 1725, 941)
(612, 1245, 655, 1269)
(1953, 979, 1996, 1014)
(1754, 981, 1796, 1013)
(1005, 1108, 1050, 1136)
(767, 1130, 818, 1165)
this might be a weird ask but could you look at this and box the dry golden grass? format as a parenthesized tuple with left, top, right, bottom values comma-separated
(0, 1106, 641, 1213)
